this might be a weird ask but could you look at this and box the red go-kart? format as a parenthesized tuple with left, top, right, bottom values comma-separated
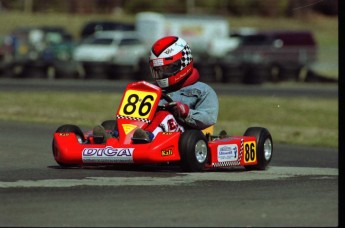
(52, 81, 273, 171)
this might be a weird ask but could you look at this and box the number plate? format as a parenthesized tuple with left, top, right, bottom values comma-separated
(118, 89, 158, 119)
(244, 141, 256, 163)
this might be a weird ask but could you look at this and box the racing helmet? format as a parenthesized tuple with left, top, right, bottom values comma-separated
(149, 36, 193, 88)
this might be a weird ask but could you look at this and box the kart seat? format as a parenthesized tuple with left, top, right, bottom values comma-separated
(202, 125, 214, 135)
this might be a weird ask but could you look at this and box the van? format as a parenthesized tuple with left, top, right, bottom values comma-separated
(135, 12, 233, 82)
(136, 12, 231, 61)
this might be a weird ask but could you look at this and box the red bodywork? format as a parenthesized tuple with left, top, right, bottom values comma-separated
(53, 81, 259, 169)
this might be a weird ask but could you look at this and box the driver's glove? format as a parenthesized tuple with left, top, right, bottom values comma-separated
(164, 102, 190, 119)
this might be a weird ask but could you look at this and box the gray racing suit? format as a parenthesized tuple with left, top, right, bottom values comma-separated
(159, 81, 219, 130)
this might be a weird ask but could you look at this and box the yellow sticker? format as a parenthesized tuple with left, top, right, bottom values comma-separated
(161, 149, 173, 156)
(118, 90, 157, 119)
(122, 124, 137, 135)
(244, 141, 256, 163)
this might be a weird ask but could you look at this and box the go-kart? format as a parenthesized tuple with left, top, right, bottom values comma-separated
(52, 81, 273, 172)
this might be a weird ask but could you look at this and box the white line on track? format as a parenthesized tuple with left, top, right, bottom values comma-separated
(0, 166, 337, 188)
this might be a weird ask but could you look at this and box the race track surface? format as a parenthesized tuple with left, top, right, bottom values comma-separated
(0, 121, 338, 227)
(0, 79, 339, 226)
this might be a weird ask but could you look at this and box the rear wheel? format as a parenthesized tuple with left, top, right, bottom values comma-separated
(244, 127, 273, 170)
(52, 124, 85, 167)
(179, 130, 209, 172)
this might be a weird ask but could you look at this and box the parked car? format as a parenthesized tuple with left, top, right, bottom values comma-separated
(80, 21, 135, 39)
(219, 30, 317, 84)
(0, 35, 12, 75)
(2, 26, 77, 78)
(73, 31, 147, 79)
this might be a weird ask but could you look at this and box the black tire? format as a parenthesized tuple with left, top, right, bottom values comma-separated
(52, 124, 84, 167)
(194, 62, 217, 83)
(243, 127, 273, 170)
(55, 124, 85, 141)
(134, 58, 151, 81)
(268, 64, 282, 82)
(220, 65, 245, 84)
(243, 65, 268, 84)
(179, 130, 209, 172)
(101, 120, 118, 131)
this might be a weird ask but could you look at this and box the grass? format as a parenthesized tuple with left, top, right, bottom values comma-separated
(217, 95, 338, 148)
(0, 91, 338, 148)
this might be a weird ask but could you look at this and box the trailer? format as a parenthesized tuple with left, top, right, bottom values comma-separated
(135, 12, 239, 82)
(135, 12, 235, 62)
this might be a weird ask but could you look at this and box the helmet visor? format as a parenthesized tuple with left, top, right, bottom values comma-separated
(151, 60, 181, 79)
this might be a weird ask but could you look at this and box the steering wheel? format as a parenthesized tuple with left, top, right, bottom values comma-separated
(160, 93, 173, 103)
(158, 93, 186, 124)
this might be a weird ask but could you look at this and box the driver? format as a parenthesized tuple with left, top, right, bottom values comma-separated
(93, 36, 219, 143)
(132, 36, 219, 141)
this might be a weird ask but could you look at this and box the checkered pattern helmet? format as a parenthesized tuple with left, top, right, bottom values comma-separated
(149, 36, 193, 89)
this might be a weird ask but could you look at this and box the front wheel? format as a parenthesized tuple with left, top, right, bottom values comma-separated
(52, 124, 84, 167)
(54, 124, 85, 143)
(179, 130, 209, 172)
(244, 127, 273, 170)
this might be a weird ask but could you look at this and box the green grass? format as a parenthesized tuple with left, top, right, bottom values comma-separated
(217, 95, 338, 148)
(0, 91, 338, 148)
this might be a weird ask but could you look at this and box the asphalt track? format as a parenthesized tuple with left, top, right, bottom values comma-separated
(0, 79, 339, 227)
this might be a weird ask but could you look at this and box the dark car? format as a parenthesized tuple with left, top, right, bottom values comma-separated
(3, 26, 77, 78)
(219, 30, 317, 84)
(80, 21, 135, 39)
(0, 35, 12, 73)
